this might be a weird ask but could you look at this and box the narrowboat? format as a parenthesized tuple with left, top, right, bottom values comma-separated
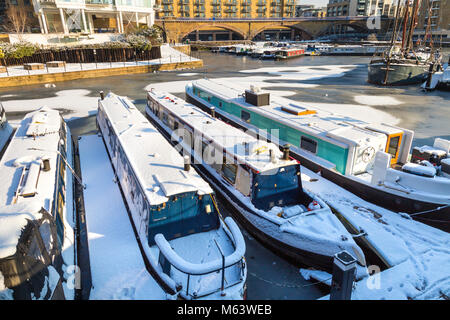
(0, 102, 14, 159)
(274, 48, 305, 60)
(0, 107, 75, 300)
(146, 90, 366, 273)
(96, 93, 247, 300)
(186, 79, 450, 232)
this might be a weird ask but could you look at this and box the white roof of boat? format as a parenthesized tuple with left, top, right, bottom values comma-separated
(0, 108, 64, 259)
(0, 107, 63, 208)
(147, 90, 298, 173)
(191, 78, 390, 148)
(99, 93, 213, 206)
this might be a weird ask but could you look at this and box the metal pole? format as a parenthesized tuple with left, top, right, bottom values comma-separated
(330, 251, 357, 300)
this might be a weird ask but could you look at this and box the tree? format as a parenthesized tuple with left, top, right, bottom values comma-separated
(4, 5, 28, 35)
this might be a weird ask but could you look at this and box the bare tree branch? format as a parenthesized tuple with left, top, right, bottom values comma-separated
(3, 5, 28, 35)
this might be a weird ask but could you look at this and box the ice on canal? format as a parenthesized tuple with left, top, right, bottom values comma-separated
(299, 167, 450, 299)
(78, 134, 166, 300)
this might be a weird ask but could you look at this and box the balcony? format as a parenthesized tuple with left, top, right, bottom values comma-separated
(211, 1, 221, 5)
(241, 6, 250, 12)
(162, 0, 173, 4)
(211, 7, 221, 12)
(241, 0, 251, 5)
(178, 0, 189, 4)
(194, 7, 205, 12)
(256, 7, 266, 12)
(224, 8, 237, 13)
(256, 1, 266, 6)
(193, 0, 204, 4)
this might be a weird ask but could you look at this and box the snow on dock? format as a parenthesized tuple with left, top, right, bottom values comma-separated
(299, 167, 450, 299)
(78, 134, 166, 300)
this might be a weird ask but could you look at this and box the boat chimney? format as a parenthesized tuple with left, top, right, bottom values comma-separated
(211, 107, 216, 118)
(42, 157, 51, 172)
(99, 91, 105, 100)
(282, 144, 290, 161)
(184, 155, 191, 171)
(270, 149, 276, 163)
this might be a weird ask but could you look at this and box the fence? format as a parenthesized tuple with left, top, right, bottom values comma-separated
(1, 46, 162, 66)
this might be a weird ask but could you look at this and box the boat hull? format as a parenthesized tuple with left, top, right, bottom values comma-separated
(186, 91, 450, 233)
(368, 62, 428, 85)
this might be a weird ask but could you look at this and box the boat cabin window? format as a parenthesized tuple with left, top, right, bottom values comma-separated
(147, 192, 219, 245)
(161, 111, 169, 127)
(251, 165, 302, 210)
(300, 136, 318, 154)
(222, 159, 238, 184)
(386, 134, 401, 164)
(219, 101, 222, 108)
(241, 110, 251, 123)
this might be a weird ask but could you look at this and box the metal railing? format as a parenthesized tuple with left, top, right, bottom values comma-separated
(155, 216, 246, 299)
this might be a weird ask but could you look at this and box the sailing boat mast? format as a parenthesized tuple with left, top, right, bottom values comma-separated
(405, 0, 421, 51)
(401, 1, 411, 51)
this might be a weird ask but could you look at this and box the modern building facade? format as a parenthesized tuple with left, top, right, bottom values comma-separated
(326, 0, 396, 17)
(31, 0, 155, 34)
(157, 0, 296, 19)
(415, 0, 449, 45)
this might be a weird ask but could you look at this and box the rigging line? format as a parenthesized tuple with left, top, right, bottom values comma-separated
(408, 204, 450, 217)
(28, 147, 86, 189)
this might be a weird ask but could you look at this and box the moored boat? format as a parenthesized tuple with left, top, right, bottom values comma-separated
(186, 79, 450, 232)
(0, 107, 75, 300)
(146, 90, 367, 273)
(275, 48, 305, 60)
(96, 93, 247, 300)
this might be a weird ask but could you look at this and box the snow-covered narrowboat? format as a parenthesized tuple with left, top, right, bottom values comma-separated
(275, 48, 305, 60)
(146, 90, 366, 273)
(186, 79, 450, 232)
(0, 107, 75, 300)
(96, 93, 247, 300)
(0, 102, 14, 159)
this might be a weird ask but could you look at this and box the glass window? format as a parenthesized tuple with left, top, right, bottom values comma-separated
(387, 136, 400, 157)
(241, 110, 251, 123)
(300, 136, 317, 154)
(222, 161, 237, 184)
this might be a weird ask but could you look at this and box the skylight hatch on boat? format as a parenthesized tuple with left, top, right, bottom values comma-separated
(281, 106, 317, 116)
(15, 162, 42, 200)
(26, 110, 60, 137)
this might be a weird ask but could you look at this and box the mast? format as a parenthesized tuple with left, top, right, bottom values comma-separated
(401, 1, 410, 51)
(390, 0, 403, 48)
(405, 0, 421, 51)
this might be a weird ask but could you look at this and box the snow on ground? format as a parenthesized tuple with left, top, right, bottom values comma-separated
(0, 45, 199, 79)
(2, 89, 98, 121)
(299, 167, 450, 299)
(354, 95, 402, 106)
(78, 134, 166, 300)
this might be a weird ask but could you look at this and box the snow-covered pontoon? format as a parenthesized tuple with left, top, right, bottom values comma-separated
(0, 108, 75, 300)
(146, 90, 366, 273)
(97, 93, 247, 300)
(186, 79, 450, 232)
(0, 102, 14, 159)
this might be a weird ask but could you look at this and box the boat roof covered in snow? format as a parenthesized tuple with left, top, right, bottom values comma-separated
(0, 107, 64, 258)
(98, 93, 213, 206)
(190, 79, 401, 149)
(148, 90, 298, 173)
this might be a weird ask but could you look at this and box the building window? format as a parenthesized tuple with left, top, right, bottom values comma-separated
(300, 136, 317, 154)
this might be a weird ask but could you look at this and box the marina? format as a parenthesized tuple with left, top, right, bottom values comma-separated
(186, 78, 450, 231)
(0, 46, 449, 301)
